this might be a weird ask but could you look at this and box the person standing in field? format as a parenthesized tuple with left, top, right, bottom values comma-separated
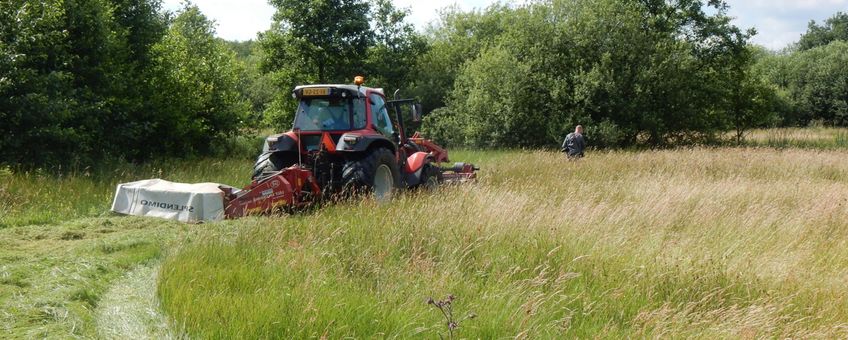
(562, 125, 586, 159)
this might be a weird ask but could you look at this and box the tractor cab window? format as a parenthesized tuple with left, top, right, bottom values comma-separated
(352, 97, 367, 129)
(369, 94, 394, 137)
(293, 97, 366, 131)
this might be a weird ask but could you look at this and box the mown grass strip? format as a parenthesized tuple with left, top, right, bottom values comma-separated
(0, 217, 180, 338)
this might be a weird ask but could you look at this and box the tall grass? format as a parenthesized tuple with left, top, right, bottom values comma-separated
(0, 134, 263, 229)
(745, 127, 848, 149)
(158, 148, 848, 338)
(0, 158, 256, 228)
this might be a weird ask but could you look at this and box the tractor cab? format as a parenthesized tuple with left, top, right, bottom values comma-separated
(289, 82, 400, 151)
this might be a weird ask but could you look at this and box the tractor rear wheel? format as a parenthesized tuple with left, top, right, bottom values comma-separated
(342, 148, 400, 202)
(418, 164, 443, 191)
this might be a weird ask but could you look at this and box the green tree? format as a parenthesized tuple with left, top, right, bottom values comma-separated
(798, 12, 848, 51)
(1, 0, 249, 166)
(221, 40, 276, 127)
(0, 0, 170, 165)
(261, 0, 370, 83)
(225, 39, 254, 59)
(365, 0, 427, 95)
(792, 42, 848, 125)
(411, 5, 511, 114)
(757, 39, 848, 127)
(147, 3, 248, 155)
(424, 0, 759, 148)
(0, 0, 75, 165)
(724, 47, 780, 142)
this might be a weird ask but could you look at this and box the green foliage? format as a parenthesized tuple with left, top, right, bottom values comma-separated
(262, 0, 370, 84)
(411, 5, 511, 114)
(0, 0, 163, 165)
(146, 4, 248, 156)
(365, 0, 428, 95)
(587, 120, 626, 148)
(756, 41, 848, 127)
(755, 11, 848, 128)
(798, 12, 848, 51)
(420, 107, 465, 147)
(447, 47, 539, 147)
(224, 40, 276, 126)
(720, 46, 781, 142)
(0, 0, 248, 167)
(224, 39, 254, 59)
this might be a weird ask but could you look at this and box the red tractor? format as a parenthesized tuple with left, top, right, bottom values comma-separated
(221, 77, 477, 217)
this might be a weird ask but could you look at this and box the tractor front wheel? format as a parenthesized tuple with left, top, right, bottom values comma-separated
(342, 148, 400, 202)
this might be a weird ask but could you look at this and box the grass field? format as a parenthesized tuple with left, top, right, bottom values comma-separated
(2, 132, 848, 338)
(158, 148, 848, 338)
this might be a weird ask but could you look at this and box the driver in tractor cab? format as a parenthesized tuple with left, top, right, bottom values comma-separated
(314, 104, 349, 130)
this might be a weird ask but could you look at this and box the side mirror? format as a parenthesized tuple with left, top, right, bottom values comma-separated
(412, 103, 423, 122)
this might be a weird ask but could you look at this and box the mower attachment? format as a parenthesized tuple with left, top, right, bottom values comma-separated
(441, 162, 479, 183)
(407, 132, 479, 184)
(222, 165, 320, 218)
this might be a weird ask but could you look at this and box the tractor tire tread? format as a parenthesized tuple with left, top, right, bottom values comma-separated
(417, 164, 443, 190)
(341, 148, 400, 195)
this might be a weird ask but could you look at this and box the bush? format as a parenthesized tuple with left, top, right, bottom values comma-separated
(421, 108, 466, 147)
(587, 120, 626, 148)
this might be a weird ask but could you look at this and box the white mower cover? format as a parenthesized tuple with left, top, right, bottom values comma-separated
(111, 179, 228, 223)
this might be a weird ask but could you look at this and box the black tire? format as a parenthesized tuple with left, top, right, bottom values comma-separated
(252, 151, 297, 181)
(417, 163, 443, 190)
(341, 148, 400, 201)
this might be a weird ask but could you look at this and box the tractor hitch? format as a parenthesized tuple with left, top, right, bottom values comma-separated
(222, 165, 321, 218)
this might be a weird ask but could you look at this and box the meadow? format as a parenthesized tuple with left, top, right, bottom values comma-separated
(2, 133, 848, 338)
(158, 148, 848, 338)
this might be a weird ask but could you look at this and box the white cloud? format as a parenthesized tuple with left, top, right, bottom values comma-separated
(725, 0, 848, 49)
(394, 0, 501, 28)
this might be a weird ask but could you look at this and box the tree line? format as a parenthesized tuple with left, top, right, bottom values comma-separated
(416, 3, 848, 147)
(755, 13, 848, 127)
(1, 0, 246, 166)
(2, 0, 847, 167)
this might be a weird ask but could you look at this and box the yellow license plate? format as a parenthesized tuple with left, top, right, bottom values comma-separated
(303, 87, 329, 96)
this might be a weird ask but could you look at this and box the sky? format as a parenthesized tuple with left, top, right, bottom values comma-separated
(162, 0, 848, 50)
